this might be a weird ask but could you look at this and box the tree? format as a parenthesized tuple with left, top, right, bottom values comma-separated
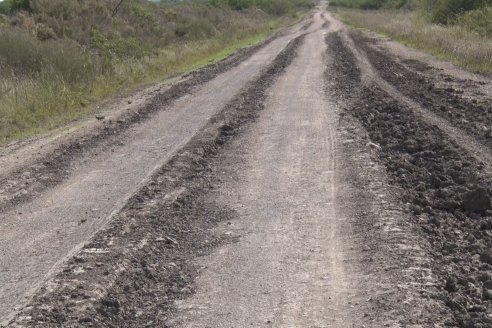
(0, 0, 31, 14)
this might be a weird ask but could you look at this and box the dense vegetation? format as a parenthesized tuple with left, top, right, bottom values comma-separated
(330, 0, 410, 10)
(210, 0, 314, 14)
(0, 0, 313, 142)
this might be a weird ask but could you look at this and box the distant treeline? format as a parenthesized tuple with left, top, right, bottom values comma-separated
(0, 0, 314, 16)
(330, 0, 409, 10)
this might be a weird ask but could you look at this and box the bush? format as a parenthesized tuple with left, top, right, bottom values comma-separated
(210, 0, 314, 15)
(0, 0, 31, 14)
(0, 0, 310, 142)
(420, 0, 492, 24)
(456, 6, 492, 36)
(0, 28, 100, 83)
(330, 0, 409, 10)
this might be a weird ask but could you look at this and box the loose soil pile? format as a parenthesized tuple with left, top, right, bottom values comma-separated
(351, 31, 492, 151)
(327, 32, 492, 327)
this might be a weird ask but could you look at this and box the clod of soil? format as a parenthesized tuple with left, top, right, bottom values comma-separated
(462, 187, 492, 213)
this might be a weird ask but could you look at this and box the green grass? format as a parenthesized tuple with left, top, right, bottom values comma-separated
(334, 8, 492, 74)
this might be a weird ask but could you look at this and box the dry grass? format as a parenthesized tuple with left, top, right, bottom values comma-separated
(334, 9, 492, 73)
(0, 21, 286, 142)
(0, 0, 310, 143)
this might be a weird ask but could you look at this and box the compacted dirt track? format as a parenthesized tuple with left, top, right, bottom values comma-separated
(2, 2, 492, 327)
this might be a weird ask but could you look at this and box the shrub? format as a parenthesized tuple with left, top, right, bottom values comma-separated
(0, 28, 100, 83)
(456, 6, 492, 36)
(210, 0, 314, 15)
(330, 0, 405, 10)
(420, 0, 492, 24)
(0, 0, 31, 14)
(0, 0, 309, 142)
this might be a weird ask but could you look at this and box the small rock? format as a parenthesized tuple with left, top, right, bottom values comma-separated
(480, 251, 492, 265)
(411, 204, 422, 215)
(480, 219, 492, 230)
(428, 216, 440, 226)
(78, 317, 93, 324)
(445, 276, 459, 292)
(483, 289, 492, 300)
(101, 298, 120, 309)
(483, 280, 492, 289)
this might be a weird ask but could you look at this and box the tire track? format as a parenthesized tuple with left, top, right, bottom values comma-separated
(351, 31, 492, 150)
(0, 15, 312, 324)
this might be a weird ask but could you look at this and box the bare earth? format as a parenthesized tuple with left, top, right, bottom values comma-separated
(1, 2, 492, 327)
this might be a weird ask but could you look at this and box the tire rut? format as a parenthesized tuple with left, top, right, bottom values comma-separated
(351, 31, 492, 150)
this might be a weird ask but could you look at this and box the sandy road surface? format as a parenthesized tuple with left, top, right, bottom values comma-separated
(3, 2, 492, 327)
(0, 16, 309, 324)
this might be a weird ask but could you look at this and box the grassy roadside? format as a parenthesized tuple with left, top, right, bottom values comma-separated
(0, 20, 291, 144)
(333, 8, 492, 74)
(0, 0, 313, 144)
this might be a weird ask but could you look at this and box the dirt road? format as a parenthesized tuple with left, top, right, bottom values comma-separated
(0, 14, 307, 325)
(2, 2, 492, 327)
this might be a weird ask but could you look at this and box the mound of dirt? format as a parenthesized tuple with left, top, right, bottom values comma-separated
(351, 31, 492, 151)
(327, 32, 492, 327)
